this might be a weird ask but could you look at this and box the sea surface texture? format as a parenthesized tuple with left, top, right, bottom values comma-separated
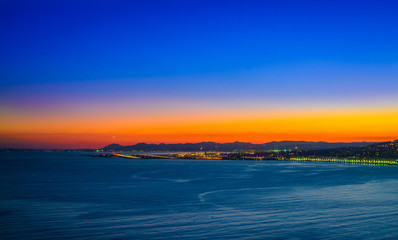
(1, 152, 398, 239)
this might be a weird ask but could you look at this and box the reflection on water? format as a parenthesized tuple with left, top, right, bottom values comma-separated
(1, 152, 398, 239)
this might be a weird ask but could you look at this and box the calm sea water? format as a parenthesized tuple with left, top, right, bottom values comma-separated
(1, 152, 398, 239)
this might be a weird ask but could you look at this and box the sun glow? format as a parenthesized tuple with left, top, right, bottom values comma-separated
(1, 105, 397, 148)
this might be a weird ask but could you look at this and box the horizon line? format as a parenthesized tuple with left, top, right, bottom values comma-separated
(2, 139, 393, 151)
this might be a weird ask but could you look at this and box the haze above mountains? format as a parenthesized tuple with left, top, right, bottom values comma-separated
(102, 141, 376, 152)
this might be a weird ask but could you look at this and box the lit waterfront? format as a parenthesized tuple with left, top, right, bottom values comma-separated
(288, 157, 398, 166)
(96, 152, 398, 166)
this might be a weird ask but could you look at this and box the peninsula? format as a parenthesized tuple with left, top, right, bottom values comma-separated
(94, 140, 398, 166)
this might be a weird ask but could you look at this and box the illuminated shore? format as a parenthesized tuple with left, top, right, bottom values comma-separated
(94, 153, 398, 166)
(288, 157, 398, 166)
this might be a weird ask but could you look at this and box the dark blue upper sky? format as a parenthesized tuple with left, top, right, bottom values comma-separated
(1, 0, 397, 86)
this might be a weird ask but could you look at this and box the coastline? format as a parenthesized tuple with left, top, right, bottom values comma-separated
(93, 153, 398, 166)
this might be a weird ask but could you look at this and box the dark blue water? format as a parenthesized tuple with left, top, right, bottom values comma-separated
(1, 152, 398, 239)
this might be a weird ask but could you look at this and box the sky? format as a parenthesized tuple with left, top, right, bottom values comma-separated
(1, 0, 398, 149)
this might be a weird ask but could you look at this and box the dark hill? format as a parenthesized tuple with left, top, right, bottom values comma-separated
(307, 140, 398, 159)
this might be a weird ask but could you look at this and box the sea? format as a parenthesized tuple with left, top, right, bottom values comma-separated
(1, 152, 398, 240)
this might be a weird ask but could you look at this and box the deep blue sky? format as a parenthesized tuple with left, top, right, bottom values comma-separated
(1, 0, 397, 86)
(1, 0, 398, 148)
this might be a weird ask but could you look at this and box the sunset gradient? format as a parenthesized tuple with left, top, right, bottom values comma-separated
(1, 0, 398, 149)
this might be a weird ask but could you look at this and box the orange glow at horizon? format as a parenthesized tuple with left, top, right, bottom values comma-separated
(1, 106, 398, 149)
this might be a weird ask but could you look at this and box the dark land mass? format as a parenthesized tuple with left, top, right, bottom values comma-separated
(96, 140, 398, 164)
(220, 140, 398, 160)
(101, 141, 375, 152)
(289, 139, 398, 160)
